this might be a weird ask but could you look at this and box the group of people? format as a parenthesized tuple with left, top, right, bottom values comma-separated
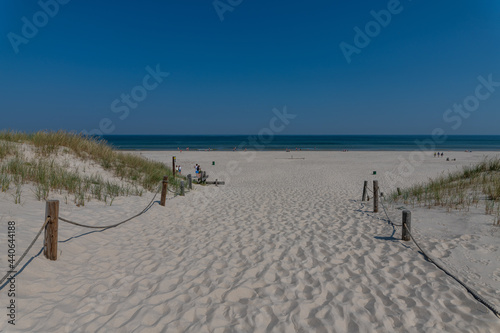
(174, 163, 204, 177)
(434, 152, 458, 161)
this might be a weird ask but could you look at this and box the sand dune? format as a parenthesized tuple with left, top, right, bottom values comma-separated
(1, 151, 499, 332)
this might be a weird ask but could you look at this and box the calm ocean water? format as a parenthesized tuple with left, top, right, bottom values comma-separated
(101, 135, 500, 151)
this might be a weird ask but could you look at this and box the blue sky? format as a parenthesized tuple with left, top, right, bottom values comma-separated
(1, 0, 500, 135)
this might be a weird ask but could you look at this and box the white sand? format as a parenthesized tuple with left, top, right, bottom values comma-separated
(1, 150, 499, 332)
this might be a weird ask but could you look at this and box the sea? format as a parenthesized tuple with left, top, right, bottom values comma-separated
(101, 135, 500, 151)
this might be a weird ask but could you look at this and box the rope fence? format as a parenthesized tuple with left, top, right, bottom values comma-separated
(0, 217, 51, 287)
(59, 184, 161, 230)
(362, 179, 500, 318)
(0, 172, 206, 291)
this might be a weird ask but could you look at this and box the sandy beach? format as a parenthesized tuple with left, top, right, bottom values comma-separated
(1, 150, 499, 332)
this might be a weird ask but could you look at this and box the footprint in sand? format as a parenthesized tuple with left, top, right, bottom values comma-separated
(492, 268, 500, 282)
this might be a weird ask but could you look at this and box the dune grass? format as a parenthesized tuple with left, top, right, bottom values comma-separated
(0, 130, 179, 205)
(390, 158, 500, 225)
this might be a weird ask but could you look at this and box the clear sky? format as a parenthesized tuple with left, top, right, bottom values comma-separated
(1, 0, 500, 135)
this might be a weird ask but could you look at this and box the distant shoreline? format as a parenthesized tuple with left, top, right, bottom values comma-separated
(102, 134, 500, 152)
(119, 148, 500, 152)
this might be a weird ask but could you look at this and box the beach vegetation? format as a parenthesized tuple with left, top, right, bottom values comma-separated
(0, 130, 179, 205)
(391, 158, 500, 225)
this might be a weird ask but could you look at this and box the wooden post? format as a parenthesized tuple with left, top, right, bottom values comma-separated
(402, 210, 411, 241)
(373, 180, 379, 213)
(172, 156, 176, 178)
(180, 181, 185, 196)
(215, 179, 218, 187)
(202, 171, 206, 184)
(187, 174, 192, 189)
(160, 176, 168, 206)
(397, 187, 402, 196)
(362, 181, 368, 201)
(44, 200, 59, 261)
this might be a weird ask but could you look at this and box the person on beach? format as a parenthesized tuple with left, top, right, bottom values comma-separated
(178, 166, 182, 174)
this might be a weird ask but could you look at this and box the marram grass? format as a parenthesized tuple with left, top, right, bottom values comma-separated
(0, 130, 179, 205)
(391, 158, 500, 225)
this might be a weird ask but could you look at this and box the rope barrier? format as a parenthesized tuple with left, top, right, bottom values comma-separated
(378, 185, 402, 227)
(1, 178, 190, 292)
(404, 224, 500, 318)
(167, 188, 179, 194)
(59, 184, 161, 229)
(370, 182, 500, 318)
(0, 217, 50, 288)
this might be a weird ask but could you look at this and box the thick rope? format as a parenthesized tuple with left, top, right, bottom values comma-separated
(59, 184, 161, 229)
(378, 186, 402, 227)
(167, 187, 179, 194)
(0, 217, 50, 288)
(404, 224, 500, 318)
(0, 180, 188, 292)
(371, 183, 500, 318)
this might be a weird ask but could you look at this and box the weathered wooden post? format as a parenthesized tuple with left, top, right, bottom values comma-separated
(373, 180, 379, 213)
(402, 210, 411, 241)
(362, 181, 368, 201)
(397, 188, 402, 196)
(202, 171, 206, 184)
(187, 174, 192, 189)
(180, 181, 185, 196)
(215, 179, 218, 187)
(160, 176, 168, 206)
(172, 156, 176, 178)
(44, 200, 59, 261)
